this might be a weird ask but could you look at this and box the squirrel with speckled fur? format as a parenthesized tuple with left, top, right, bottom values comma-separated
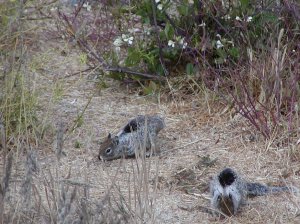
(210, 168, 298, 216)
(98, 115, 165, 161)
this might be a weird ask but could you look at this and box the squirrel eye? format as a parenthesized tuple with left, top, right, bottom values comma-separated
(106, 148, 112, 155)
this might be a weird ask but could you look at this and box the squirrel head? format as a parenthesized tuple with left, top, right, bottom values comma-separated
(218, 168, 237, 187)
(98, 133, 120, 161)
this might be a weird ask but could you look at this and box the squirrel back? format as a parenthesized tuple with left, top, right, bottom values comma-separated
(210, 168, 298, 216)
(119, 115, 165, 136)
(98, 115, 165, 161)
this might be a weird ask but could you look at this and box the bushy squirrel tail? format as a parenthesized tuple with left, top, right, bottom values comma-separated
(246, 182, 298, 197)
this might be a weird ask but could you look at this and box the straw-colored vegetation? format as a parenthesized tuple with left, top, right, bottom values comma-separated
(0, 0, 299, 223)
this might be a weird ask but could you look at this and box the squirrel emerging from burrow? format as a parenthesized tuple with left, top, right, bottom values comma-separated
(98, 115, 165, 161)
(210, 168, 298, 217)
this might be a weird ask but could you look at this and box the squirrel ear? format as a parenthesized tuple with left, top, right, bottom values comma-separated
(114, 136, 119, 144)
(108, 133, 112, 139)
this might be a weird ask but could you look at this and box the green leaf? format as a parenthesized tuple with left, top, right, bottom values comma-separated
(156, 64, 164, 76)
(216, 48, 227, 59)
(240, 0, 249, 10)
(125, 48, 142, 67)
(186, 63, 194, 76)
(149, 80, 157, 91)
(74, 140, 82, 148)
(144, 16, 150, 24)
(260, 12, 278, 23)
(177, 5, 189, 16)
(229, 47, 240, 59)
(214, 57, 225, 65)
(108, 72, 125, 80)
(143, 81, 157, 95)
(164, 23, 174, 40)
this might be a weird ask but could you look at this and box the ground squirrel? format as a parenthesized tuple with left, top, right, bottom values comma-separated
(210, 168, 298, 216)
(98, 115, 165, 161)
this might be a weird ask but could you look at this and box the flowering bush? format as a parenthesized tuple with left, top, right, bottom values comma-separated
(111, 0, 299, 77)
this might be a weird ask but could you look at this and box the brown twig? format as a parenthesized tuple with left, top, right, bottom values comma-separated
(105, 67, 166, 80)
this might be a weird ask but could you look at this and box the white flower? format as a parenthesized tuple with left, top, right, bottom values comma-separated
(113, 37, 123, 47)
(157, 4, 163, 10)
(83, 2, 91, 11)
(216, 34, 221, 39)
(179, 38, 184, 45)
(127, 36, 134, 45)
(144, 28, 151, 35)
(216, 40, 224, 49)
(224, 15, 231, 20)
(128, 28, 141, 33)
(246, 16, 253, 22)
(50, 7, 57, 11)
(155, 0, 160, 3)
(199, 21, 206, 27)
(188, 0, 194, 4)
(115, 46, 121, 53)
(292, 49, 296, 52)
(168, 40, 175, 48)
(227, 40, 234, 46)
(122, 34, 134, 45)
(179, 38, 187, 49)
(235, 16, 242, 21)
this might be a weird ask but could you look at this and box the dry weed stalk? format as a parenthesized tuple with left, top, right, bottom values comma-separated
(128, 125, 159, 223)
(55, 122, 67, 161)
(57, 184, 77, 224)
(0, 114, 6, 166)
(0, 116, 12, 224)
(43, 168, 58, 223)
(41, 168, 78, 223)
(94, 192, 130, 224)
(20, 149, 39, 210)
(0, 153, 13, 224)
